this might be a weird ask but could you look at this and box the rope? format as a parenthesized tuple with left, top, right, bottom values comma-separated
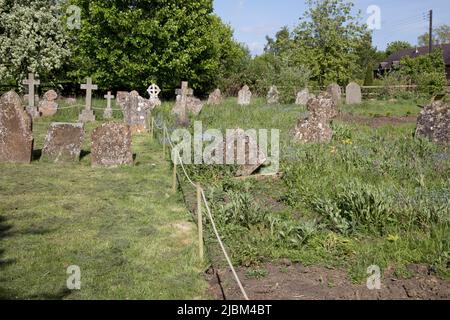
(155, 116, 250, 301)
(200, 188, 250, 301)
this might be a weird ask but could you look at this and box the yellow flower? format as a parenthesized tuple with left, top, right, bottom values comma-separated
(387, 234, 400, 242)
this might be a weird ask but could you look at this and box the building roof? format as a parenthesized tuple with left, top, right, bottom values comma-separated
(379, 43, 450, 70)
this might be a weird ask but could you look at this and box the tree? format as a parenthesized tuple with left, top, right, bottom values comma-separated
(292, 0, 370, 86)
(0, 0, 71, 84)
(418, 24, 450, 46)
(67, 0, 242, 95)
(385, 41, 412, 56)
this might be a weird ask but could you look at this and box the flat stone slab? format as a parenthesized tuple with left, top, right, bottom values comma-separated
(0, 91, 33, 163)
(416, 100, 449, 144)
(91, 123, 133, 167)
(41, 123, 84, 162)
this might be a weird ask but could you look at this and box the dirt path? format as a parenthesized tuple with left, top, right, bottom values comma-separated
(207, 263, 450, 300)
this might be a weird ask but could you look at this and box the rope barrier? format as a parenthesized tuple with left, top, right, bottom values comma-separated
(154, 116, 250, 301)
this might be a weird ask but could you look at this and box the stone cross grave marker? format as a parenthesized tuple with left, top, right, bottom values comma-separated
(174, 81, 190, 126)
(103, 91, 114, 119)
(147, 83, 162, 107)
(79, 77, 98, 122)
(22, 73, 40, 118)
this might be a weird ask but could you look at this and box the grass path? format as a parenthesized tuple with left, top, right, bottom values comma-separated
(0, 119, 208, 299)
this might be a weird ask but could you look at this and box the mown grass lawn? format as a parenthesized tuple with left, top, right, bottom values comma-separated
(0, 111, 208, 300)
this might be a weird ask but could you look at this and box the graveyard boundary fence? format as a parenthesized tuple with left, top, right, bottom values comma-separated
(150, 116, 250, 301)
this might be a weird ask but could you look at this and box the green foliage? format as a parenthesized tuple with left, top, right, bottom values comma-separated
(0, 0, 71, 84)
(418, 24, 450, 46)
(67, 0, 245, 94)
(399, 48, 447, 96)
(385, 41, 412, 56)
(292, 0, 371, 86)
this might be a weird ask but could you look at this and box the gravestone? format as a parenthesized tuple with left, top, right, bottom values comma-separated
(103, 91, 114, 119)
(173, 82, 204, 116)
(204, 129, 267, 177)
(307, 92, 339, 120)
(22, 73, 41, 118)
(91, 123, 133, 167)
(0, 91, 33, 163)
(78, 77, 97, 122)
(295, 88, 310, 105)
(327, 83, 342, 106)
(41, 123, 84, 162)
(39, 90, 59, 117)
(116, 91, 129, 109)
(293, 93, 337, 144)
(416, 100, 449, 144)
(238, 85, 252, 106)
(123, 90, 153, 134)
(267, 86, 280, 105)
(147, 84, 161, 107)
(208, 89, 223, 105)
(346, 82, 362, 105)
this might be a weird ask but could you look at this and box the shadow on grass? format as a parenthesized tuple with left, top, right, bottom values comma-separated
(80, 150, 91, 160)
(0, 216, 65, 300)
(32, 149, 42, 162)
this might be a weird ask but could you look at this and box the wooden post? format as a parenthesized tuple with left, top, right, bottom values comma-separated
(197, 184, 204, 262)
(172, 159, 177, 193)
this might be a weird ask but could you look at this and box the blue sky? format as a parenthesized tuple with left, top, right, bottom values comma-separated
(214, 0, 450, 55)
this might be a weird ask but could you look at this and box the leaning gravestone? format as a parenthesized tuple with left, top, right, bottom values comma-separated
(41, 123, 84, 162)
(173, 82, 204, 116)
(0, 91, 33, 163)
(22, 73, 41, 118)
(267, 86, 280, 105)
(238, 85, 252, 106)
(293, 93, 338, 144)
(204, 128, 267, 177)
(103, 91, 114, 119)
(208, 89, 223, 105)
(415, 100, 449, 144)
(123, 91, 153, 134)
(295, 88, 310, 105)
(78, 77, 97, 122)
(327, 83, 342, 106)
(91, 123, 133, 167)
(346, 82, 362, 105)
(39, 90, 59, 117)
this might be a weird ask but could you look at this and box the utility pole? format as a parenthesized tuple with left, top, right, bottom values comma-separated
(429, 9, 433, 53)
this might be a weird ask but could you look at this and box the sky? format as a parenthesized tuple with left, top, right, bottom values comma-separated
(214, 0, 450, 55)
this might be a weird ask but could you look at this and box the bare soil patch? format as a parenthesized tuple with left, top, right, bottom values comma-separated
(207, 263, 450, 300)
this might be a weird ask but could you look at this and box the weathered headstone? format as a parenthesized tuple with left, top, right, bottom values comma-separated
(0, 91, 33, 163)
(346, 82, 362, 105)
(208, 89, 223, 105)
(307, 92, 339, 120)
(327, 83, 342, 106)
(172, 82, 204, 117)
(147, 84, 162, 107)
(22, 73, 41, 118)
(293, 93, 338, 144)
(103, 91, 114, 119)
(238, 85, 252, 106)
(204, 128, 267, 177)
(295, 88, 310, 105)
(116, 91, 129, 109)
(267, 86, 280, 105)
(78, 77, 97, 122)
(91, 123, 133, 167)
(41, 123, 84, 162)
(415, 100, 449, 144)
(123, 91, 153, 134)
(39, 90, 59, 117)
